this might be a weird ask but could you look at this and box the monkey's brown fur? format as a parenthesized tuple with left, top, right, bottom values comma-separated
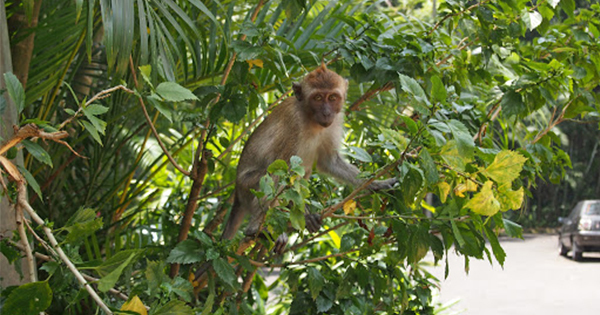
(221, 64, 396, 244)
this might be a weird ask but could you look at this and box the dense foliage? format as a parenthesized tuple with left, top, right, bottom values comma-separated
(1, 0, 599, 314)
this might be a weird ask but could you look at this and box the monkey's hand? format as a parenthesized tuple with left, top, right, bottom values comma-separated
(305, 213, 322, 233)
(272, 212, 321, 254)
(368, 178, 398, 191)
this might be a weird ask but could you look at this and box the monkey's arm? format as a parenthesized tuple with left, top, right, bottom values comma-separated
(317, 152, 397, 190)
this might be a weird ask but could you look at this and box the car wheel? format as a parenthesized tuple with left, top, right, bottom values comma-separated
(572, 241, 583, 261)
(558, 240, 568, 256)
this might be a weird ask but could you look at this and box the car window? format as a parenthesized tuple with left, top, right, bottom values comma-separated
(583, 202, 600, 215)
(569, 202, 582, 219)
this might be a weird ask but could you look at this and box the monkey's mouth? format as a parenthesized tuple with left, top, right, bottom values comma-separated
(319, 121, 332, 128)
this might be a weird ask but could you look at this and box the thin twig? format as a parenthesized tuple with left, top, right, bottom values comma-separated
(16, 184, 112, 314)
(58, 85, 135, 130)
(16, 206, 36, 282)
(427, 0, 492, 36)
(137, 96, 191, 176)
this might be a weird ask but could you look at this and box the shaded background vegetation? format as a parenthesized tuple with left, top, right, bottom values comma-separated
(1, 0, 599, 314)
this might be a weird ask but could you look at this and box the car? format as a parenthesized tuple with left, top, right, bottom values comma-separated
(558, 200, 600, 261)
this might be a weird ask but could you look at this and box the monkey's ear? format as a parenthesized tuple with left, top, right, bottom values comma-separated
(293, 82, 303, 101)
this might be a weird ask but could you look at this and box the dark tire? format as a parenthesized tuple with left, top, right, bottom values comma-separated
(559, 240, 568, 256)
(572, 241, 583, 261)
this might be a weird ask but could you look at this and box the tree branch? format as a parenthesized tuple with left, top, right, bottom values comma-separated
(16, 183, 112, 314)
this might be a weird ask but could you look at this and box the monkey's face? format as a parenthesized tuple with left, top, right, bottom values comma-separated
(308, 91, 343, 128)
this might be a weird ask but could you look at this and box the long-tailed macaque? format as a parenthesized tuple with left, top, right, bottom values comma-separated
(221, 64, 397, 249)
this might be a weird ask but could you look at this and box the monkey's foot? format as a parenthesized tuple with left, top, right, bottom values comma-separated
(273, 233, 288, 254)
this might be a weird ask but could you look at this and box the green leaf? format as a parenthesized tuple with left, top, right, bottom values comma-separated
(214, 93, 248, 123)
(17, 165, 42, 200)
(0, 240, 21, 264)
(200, 293, 215, 315)
(64, 216, 103, 245)
(3, 72, 25, 114)
(400, 115, 418, 135)
(484, 225, 506, 267)
(65, 208, 97, 227)
(231, 40, 263, 61)
(548, 0, 560, 8)
(212, 257, 239, 290)
(501, 90, 525, 117)
(84, 104, 109, 115)
(166, 240, 204, 264)
(145, 260, 169, 296)
(3, 281, 52, 315)
(560, 0, 575, 17)
(95, 249, 141, 277)
(398, 73, 429, 113)
(481, 150, 528, 185)
(289, 205, 305, 231)
(503, 219, 523, 239)
(152, 300, 194, 315)
(316, 294, 333, 313)
(446, 120, 474, 159)
(21, 140, 53, 167)
(81, 120, 102, 145)
(346, 146, 372, 163)
(267, 159, 288, 174)
(169, 277, 194, 303)
(98, 252, 136, 292)
(84, 108, 108, 132)
(290, 155, 305, 176)
(156, 82, 199, 102)
(400, 164, 424, 206)
(464, 181, 501, 216)
(307, 267, 324, 300)
(522, 9, 543, 31)
(419, 148, 439, 184)
(430, 75, 447, 103)
(147, 94, 174, 122)
(139, 65, 153, 87)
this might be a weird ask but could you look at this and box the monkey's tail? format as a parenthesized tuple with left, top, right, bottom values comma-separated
(194, 261, 212, 282)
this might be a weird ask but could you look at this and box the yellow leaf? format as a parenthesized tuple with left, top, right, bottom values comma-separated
(437, 182, 451, 203)
(482, 150, 528, 185)
(247, 59, 264, 70)
(454, 179, 478, 197)
(327, 229, 341, 248)
(121, 296, 147, 315)
(497, 184, 524, 211)
(463, 181, 501, 216)
(343, 200, 356, 215)
(421, 200, 436, 213)
(440, 140, 471, 171)
(0, 156, 23, 182)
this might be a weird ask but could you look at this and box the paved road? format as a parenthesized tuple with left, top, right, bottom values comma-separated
(426, 234, 600, 315)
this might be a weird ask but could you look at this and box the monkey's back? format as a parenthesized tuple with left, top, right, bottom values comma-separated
(237, 98, 303, 179)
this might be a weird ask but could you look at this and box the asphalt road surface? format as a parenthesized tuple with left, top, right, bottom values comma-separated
(426, 234, 600, 315)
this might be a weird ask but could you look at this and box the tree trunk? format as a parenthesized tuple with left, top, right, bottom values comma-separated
(0, 0, 29, 287)
(7, 0, 43, 88)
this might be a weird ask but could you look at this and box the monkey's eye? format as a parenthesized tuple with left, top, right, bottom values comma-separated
(314, 95, 323, 101)
(328, 95, 338, 101)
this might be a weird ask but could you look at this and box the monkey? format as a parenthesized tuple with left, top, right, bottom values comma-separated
(193, 64, 396, 282)
(220, 63, 397, 250)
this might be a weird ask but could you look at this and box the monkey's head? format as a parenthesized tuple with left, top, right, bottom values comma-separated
(293, 64, 348, 128)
